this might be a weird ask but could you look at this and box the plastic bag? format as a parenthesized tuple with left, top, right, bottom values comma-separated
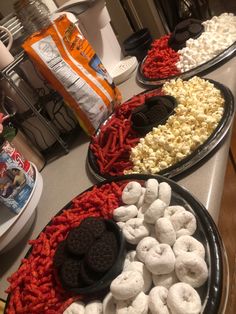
(23, 14, 121, 135)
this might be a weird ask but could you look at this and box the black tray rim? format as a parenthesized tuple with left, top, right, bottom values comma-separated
(87, 78, 235, 182)
(4, 174, 227, 314)
(137, 40, 236, 87)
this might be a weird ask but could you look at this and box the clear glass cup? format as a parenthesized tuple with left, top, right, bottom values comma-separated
(14, 0, 51, 35)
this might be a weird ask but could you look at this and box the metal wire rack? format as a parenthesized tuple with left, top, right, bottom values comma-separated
(0, 51, 80, 159)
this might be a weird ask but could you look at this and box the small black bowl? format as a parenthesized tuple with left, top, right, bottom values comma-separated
(123, 28, 153, 61)
(125, 38, 153, 61)
(123, 28, 152, 50)
(131, 95, 177, 135)
(62, 219, 126, 296)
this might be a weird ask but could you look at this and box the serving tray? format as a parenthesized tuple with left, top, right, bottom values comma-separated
(87, 79, 234, 181)
(4, 174, 229, 314)
(137, 38, 236, 87)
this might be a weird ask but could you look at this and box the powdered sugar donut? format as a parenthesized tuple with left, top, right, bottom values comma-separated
(170, 211, 197, 238)
(85, 300, 102, 314)
(63, 301, 85, 314)
(122, 182, 142, 205)
(145, 243, 175, 275)
(136, 236, 158, 263)
(167, 282, 201, 314)
(144, 179, 159, 204)
(152, 271, 179, 289)
(136, 187, 146, 209)
(173, 235, 205, 259)
(158, 182, 172, 206)
(123, 218, 150, 244)
(110, 270, 144, 300)
(149, 286, 170, 314)
(113, 205, 138, 222)
(155, 217, 176, 246)
(164, 205, 186, 218)
(144, 199, 167, 224)
(116, 292, 148, 314)
(175, 252, 208, 288)
(103, 292, 116, 314)
(126, 261, 152, 293)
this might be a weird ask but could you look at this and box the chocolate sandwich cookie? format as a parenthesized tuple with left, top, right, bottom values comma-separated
(66, 227, 94, 256)
(100, 231, 118, 250)
(60, 258, 82, 288)
(145, 105, 169, 124)
(131, 111, 149, 126)
(175, 19, 191, 32)
(189, 23, 203, 37)
(79, 261, 103, 286)
(53, 240, 68, 269)
(86, 239, 116, 273)
(157, 96, 177, 113)
(79, 217, 106, 239)
(168, 18, 203, 51)
(175, 31, 191, 44)
(131, 103, 148, 115)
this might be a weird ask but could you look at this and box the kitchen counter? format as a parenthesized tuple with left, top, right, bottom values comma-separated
(0, 56, 235, 300)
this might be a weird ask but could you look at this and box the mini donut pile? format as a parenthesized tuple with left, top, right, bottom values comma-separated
(64, 179, 209, 314)
(142, 13, 236, 78)
(53, 217, 118, 290)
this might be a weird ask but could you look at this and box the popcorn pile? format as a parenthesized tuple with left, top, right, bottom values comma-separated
(125, 77, 224, 174)
(176, 13, 236, 72)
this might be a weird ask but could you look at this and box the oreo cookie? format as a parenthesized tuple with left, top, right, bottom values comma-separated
(175, 19, 191, 32)
(100, 231, 118, 249)
(79, 217, 106, 238)
(169, 18, 203, 51)
(80, 261, 103, 286)
(53, 240, 68, 269)
(86, 239, 116, 273)
(131, 95, 177, 134)
(131, 112, 149, 126)
(174, 31, 191, 44)
(146, 105, 169, 124)
(66, 227, 94, 256)
(189, 23, 203, 36)
(60, 258, 82, 288)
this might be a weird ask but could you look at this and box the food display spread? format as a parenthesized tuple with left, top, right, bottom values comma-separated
(89, 76, 233, 179)
(140, 13, 236, 82)
(5, 176, 224, 314)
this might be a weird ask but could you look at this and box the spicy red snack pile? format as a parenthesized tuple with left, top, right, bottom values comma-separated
(6, 182, 124, 314)
(90, 89, 164, 176)
(142, 35, 180, 79)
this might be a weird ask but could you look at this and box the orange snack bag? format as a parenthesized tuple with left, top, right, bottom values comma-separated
(23, 15, 121, 135)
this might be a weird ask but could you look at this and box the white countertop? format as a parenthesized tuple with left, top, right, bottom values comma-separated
(0, 56, 235, 299)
